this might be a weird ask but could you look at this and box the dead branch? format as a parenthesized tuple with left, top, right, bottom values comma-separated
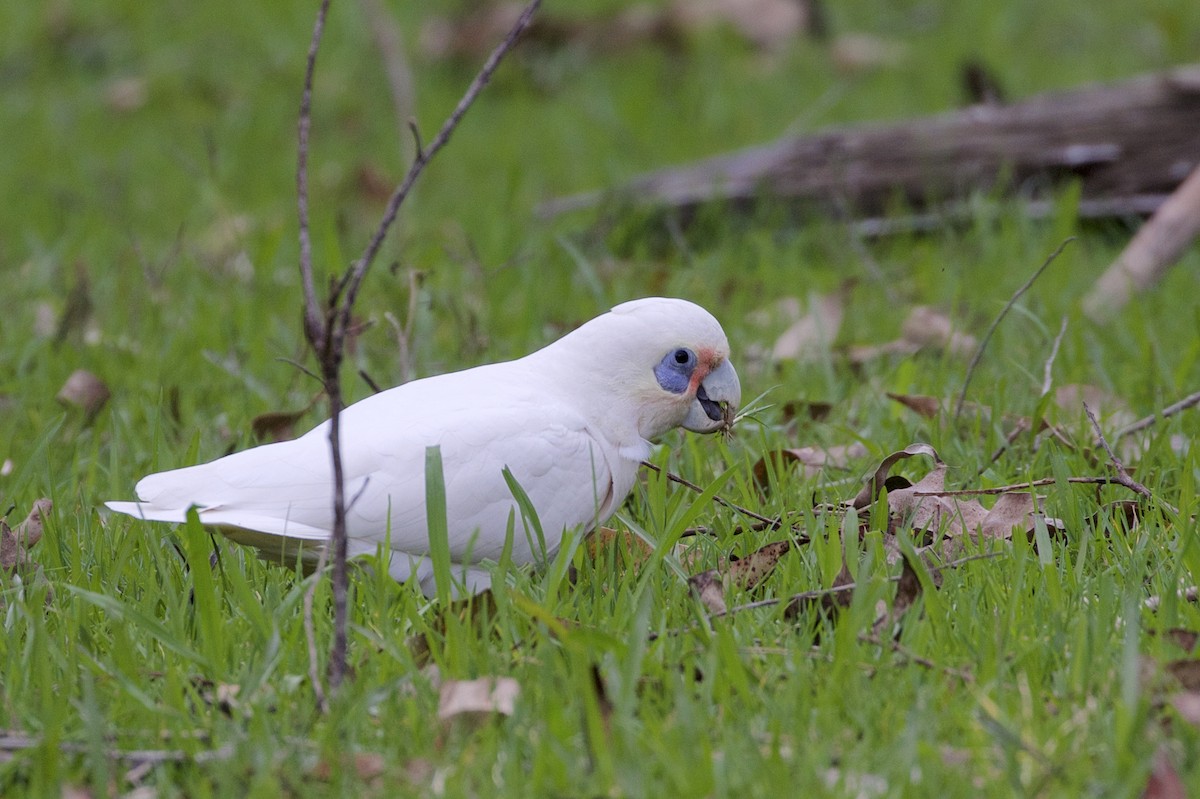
(1115, 388, 1200, 441)
(1083, 402, 1153, 500)
(542, 66, 1200, 222)
(295, 0, 540, 692)
(953, 237, 1072, 420)
(1083, 161, 1200, 320)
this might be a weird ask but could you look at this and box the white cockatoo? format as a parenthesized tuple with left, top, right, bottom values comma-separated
(106, 297, 740, 595)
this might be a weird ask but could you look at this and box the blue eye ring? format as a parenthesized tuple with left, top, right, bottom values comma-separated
(655, 347, 698, 394)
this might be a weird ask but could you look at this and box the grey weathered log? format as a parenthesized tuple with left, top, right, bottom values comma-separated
(542, 65, 1200, 219)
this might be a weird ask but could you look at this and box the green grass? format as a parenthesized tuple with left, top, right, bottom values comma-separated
(3, 0, 1200, 795)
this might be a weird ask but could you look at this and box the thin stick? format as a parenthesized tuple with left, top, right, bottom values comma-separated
(953, 238, 1074, 420)
(1114, 388, 1200, 440)
(294, 0, 540, 692)
(296, 0, 332, 347)
(640, 460, 778, 527)
(916, 476, 1131, 496)
(1083, 402, 1153, 500)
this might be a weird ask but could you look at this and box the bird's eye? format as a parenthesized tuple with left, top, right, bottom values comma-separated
(654, 347, 698, 394)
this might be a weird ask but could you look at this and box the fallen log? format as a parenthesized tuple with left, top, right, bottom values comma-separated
(542, 66, 1200, 221)
(1083, 161, 1200, 320)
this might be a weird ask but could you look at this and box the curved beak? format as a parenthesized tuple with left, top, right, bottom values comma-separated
(683, 359, 740, 433)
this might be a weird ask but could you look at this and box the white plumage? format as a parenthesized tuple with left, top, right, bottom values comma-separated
(106, 297, 740, 595)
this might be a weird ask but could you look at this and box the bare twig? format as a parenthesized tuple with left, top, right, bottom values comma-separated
(296, 0, 332, 347)
(294, 0, 540, 692)
(1083, 402, 1153, 500)
(1114, 388, 1200, 441)
(640, 461, 778, 527)
(916, 476, 1129, 496)
(953, 238, 1074, 420)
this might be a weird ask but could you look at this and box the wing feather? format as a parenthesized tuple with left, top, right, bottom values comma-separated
(108, 362, 627, 569)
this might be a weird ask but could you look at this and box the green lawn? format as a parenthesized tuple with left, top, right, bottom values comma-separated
(2, 1, 1200, 795)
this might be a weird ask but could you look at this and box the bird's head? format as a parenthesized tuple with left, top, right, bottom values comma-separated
(539, 297, 740, 443)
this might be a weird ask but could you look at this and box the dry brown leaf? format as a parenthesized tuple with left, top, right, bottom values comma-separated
(583, 526, 654, 565)
(1163, 629, 1200, 652)
(1165, 659, 1200, 692)
(437, 677, 520, 722)
(689, 569, 728, 615)
(55, 262, 94, 347)
(57, 369, 110, 419)
(250, 394, 321, 442)
(1169, 692, 1200, 727)
(771, 290, 845, 362)
(1, 499, 51, 572)
(901, 306, 977, 356)
(105, 76, 148, 112)
(779, 400, 833, 423)
(752, 442, 868, 487)
(845, 339, 920, 365)
(310, 752, 387, 782)
(830, 32, 907, 72)
(852, 443, 942, 510)
(886, 392, 941, 419)
(1142, 748, 1187, 799)
(728, 540, 792, 589)
(670, 0, 810, 51)
(847, 307, 975, 366)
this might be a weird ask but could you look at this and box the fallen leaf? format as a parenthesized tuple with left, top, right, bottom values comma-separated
(1169, 692, 1200, 727)
(105, 76, 148, 112)
(689, 569, 728, 615)
(779, 400, 833, 423)
(1, 499, 51, 572)
(437, 676, 520, 722)
(250, 393, 321, 442)
(771, 290, 845, 361)
(900, 306, 976, 356)
(852, 443, 943, 510)
(54, 262, 93, 347)
(830, 32, 907, 72)
(1142, 748, 1187, 799)
(1166, 659, 1200, 692)
(1162, 629, 1200, 652)
(310, 752, 387, 782)
(728, 540, 792, 589)
(669, 0, 811, 51)
(583, 526, 654, 565)
(752, 442, 868, 487)
(56, 369, 110, 419)
(886, 392, 941, 419)
(847, 307, 976, 366)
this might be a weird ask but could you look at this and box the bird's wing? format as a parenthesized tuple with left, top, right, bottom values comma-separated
(108, 364, 624, 566)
